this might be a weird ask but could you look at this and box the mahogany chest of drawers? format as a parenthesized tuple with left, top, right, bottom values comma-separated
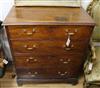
(3, 7, 95, 86)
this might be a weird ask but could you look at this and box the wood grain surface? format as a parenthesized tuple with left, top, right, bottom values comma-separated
(3, 7, 95, 25)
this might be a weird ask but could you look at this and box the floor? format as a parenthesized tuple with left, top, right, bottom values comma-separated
(0, 71, 84, 88)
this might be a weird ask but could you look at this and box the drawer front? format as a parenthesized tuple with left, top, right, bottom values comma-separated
(16, 68, 79, 79)
(7, 25, 92, 40)
(11, 40, 87, 55)
(14, 54, 84, 70)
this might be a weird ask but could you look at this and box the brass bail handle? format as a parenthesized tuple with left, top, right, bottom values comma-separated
(24, 28, 36, 36)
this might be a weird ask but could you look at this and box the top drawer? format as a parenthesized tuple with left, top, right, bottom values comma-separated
(7, 25, 92, 40)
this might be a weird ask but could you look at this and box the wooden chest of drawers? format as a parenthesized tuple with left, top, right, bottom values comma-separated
(3, 7, 95, 86)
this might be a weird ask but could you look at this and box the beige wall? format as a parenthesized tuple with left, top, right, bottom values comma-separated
(81, 0, 92, 10)
(0, 0, 14, 21)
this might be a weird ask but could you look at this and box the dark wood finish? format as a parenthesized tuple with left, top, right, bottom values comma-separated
(10, 40, 88, 54)
(16, 77, 78, 86)
(7, 25, 92, 41)
(16, 68, 79, 79)
(14, 53, 83, 69)
(3, 6, 95, 86)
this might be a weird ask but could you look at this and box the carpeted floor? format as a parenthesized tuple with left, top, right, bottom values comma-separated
(0, 71, 84, 88)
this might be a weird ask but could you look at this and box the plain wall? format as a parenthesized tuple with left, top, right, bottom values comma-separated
(0, 0, 14, 21)
(81, 0, 92, 10)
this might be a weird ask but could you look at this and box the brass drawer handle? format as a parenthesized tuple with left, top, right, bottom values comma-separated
(58, 71, 67, 76)
(28, 71, 38, 77)
(24, 44, 37, 50)
(26, 32, 33, 35)
(28, 71, 38, 74)
(60, 59, 71, 64)
(23, 29, 33, 35)
(65, 29, 77, 33)
(68, 32, 75, 36)
(29, 57, 34, 59)
(60, 59, 71, 62)
(63, 61, 68, 64)
(27, 47, 33, 50)
(23, 28, 36, 35)
(32, 72, 38, 77)
(60, 74, 65, 76)
(60, 59, 68, 64)
(26, 57, 37, 62)
(26, 57, 34, 62)
(65, 28, 78, 36)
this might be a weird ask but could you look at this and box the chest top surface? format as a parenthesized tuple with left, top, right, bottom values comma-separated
(3, 6, 95, 26)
